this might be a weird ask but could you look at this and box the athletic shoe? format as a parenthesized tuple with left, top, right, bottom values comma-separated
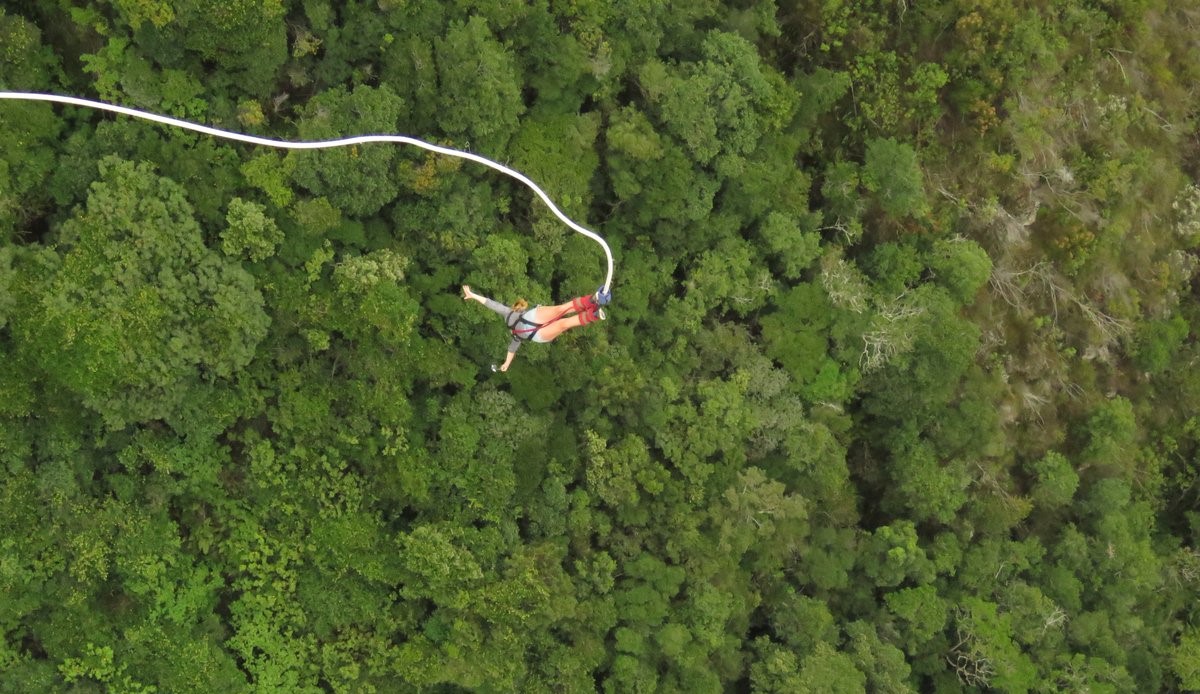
(594, 286, 612, 306)
(597, 308, 607, 321)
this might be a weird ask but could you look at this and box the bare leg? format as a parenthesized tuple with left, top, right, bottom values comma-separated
(542, 299, 580, 317)
(543, 291, 601, 318)
(535, 313, 588, 342)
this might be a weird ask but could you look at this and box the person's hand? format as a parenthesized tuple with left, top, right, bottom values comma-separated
(462, 285, 473, 301)
(500, 362, 509, 372)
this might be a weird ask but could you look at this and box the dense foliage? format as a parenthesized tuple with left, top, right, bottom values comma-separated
(2, 1, 1199, 691)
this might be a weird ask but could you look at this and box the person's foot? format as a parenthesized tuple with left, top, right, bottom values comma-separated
(579, 306, 606, 324)
(594, 286, 612, 306)
(573, 294, 596, 313)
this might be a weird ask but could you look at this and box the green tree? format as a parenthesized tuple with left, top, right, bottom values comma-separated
(882, 428, 970, 525)
(760, 282, 835, 388)
(396, 524, 484, 609)
(926, 237, 992, 304)
(758, 211, 822, 280)
(860, 521, 934, 588)
(861, 137, 928, 220)
(221, 197, 283, 262)
(0, 8, 60, 90)
(710, 466, 808, 569)
(1028, 451, 1079, 510)
(844, 621, 915, 694)
(820, 160, 865, 241)
(0, 11, 62, 241)
(127, 0, 287, 98)
(510, 111, 600, 223)
(9, 157, 268, 429)
(434, 16, 525, 151)
(1080, 397, 1138, 479)
(797, 642, 867, 694)
(1130, 314, 1188, 374)
(288, 85, 407, 217)
(885, 585, 948, 655)
(640, 30, 794, 171)
(762, 590, 837, 655)
(1172, 627, 1200, 690)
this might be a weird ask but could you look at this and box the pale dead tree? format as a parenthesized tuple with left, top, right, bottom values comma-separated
(860, 293, 924, 372)
(1181, 548, 1200, 583)
(589, 42, 614, 80)
(820, 217, 864, 245)
(988, 261, 1054, 313)
(1055, 656, 1119, 694)
(988, 260, 1131, 346)
(820, 254, 869, 314)
(1138, 103, 1174, 132)
(987, 199, 1041, 248)
(947, 607, 1000, 688)
(934, 180, 1039, 250)
(1160, 547, 1200, 591)
(731, 270, 776, 305)
(935, 185, 965, 209)
(1013, 88, 1078, 171)
(756, 272, 776, 295)
(1180, 4, 1200, 29)
(972, 462, 1023, 511)
(1055, 283, 1132, 346)
(1161, 250, 1200, 310)
(1060, 381, 1085, 400)
(877, 293, 924, 323)
(947, 644, 994, 688)
(1172, 183, 1200, 242)
(859, 329, 916, 372)
(926, 165, 1041, 252)
(976, 326, 1006, 359)
(860, 329, 907, 373)
(1019, 387, 1051, 425)
(1042, 606, 1068, 633)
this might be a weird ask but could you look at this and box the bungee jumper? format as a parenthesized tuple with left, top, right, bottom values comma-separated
(0, 93, 617, 370)
(462, 285, 612, 372)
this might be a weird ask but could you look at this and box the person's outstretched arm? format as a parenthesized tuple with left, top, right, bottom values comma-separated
(499, 349, 517, 372)
(463, 285, 510, 317)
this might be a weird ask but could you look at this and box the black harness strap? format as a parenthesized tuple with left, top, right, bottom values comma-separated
(508, 311, 545, 341)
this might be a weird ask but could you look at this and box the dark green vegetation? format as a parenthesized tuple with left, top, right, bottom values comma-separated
(2, 1, 1200, 691)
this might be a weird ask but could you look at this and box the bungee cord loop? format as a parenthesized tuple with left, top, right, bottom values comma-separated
(0, 91, 615, 294)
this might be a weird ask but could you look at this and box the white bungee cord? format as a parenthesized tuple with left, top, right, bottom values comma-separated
(0, 91, 615, 294)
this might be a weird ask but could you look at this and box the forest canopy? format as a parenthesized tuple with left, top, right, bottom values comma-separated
(2, 1, 1200, 692)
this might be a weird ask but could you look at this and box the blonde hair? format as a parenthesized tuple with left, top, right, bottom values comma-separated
(511, 299, 529, 312)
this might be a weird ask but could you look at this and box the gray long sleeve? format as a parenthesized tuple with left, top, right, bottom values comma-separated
(480, 295, 510, 318)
